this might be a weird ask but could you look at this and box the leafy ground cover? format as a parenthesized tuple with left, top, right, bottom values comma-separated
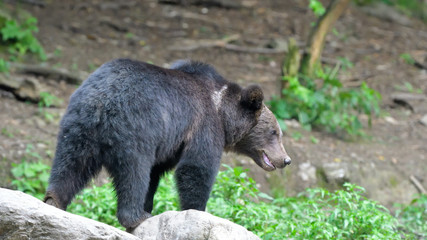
(10, 162, 427, 239)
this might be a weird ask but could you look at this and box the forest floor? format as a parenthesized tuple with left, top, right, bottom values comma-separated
(1, 0, 427, 208)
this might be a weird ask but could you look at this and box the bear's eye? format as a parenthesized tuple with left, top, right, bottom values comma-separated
(270, 130, 277, 136)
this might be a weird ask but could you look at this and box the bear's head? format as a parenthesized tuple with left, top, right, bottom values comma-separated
(233, 88, 291, 171)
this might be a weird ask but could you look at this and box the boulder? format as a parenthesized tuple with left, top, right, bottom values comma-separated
(0, 188, 138, 240)
(420, 114, 427, 126)
(132, 210, 260, 240)
(0, 188, 260, 240)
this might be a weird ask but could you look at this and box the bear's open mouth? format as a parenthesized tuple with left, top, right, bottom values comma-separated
(262, 151, 275, 169)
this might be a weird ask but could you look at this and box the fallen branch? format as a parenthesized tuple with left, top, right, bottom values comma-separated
(223, 44, 286, 54)
(158, 0, 249, 9)
(10, 63, 86, 85)
(169, 34, 240, 51)
(99, 18, 129, 33)
(410, 175, 427, 194)
(391, 92, 427, 102)
(165, 11, 220, 27)
(97, 1, 137, 10)
(169, 34, 287, 54)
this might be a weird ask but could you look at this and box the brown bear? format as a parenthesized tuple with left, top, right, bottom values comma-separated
(44, 59, 291, 231)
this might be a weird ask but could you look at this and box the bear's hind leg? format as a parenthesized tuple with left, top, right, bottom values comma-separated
(45, 138, 102, 210)
(105, 150, 153, 232)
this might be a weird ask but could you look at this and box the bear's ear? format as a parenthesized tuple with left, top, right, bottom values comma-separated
(241, 85, 264, 111)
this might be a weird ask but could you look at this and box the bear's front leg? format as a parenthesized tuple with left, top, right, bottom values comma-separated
(175, 143, 222, 211)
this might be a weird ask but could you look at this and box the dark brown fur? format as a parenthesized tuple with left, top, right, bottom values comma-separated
(44, 59, 290, 231)
(232, 105, 291, 171)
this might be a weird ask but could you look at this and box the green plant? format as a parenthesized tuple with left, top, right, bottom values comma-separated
(10, 163, 423, 239)
(394, 81, 423, 94)
(310, 135, 319, 143)
(338, 57, 354, 70)
(71, 62, 78, 71)
(395, 0, 427, 20)
(53, 62, 62, 68)
(88, 62, 97, 72)
(284, 184, 403, 239)
(211, 167, 406, 239)
(395, 194, 427, 238)
(292, 131, 303, 140)
(1, 127, 14, 138)
(207, 165, 278, 238)
(355, 0, 427, 20)
(152, 172, 180, 214)
(124, 32, 134, 39)
(0, 17, 46, 60)
(53, 48, 62, 57)
(24, 143, 42, 160)
(38, 92, 62, 121)
(38, 108, 55, 122)
(152, 165, 407, 239)
(309, 0, 326, 17)
(38, 91, 62, 108)
(10, 161, 50, 200)
(68, 182, 123, 230)
(270, 64, 381, 136)
(400, 53, 416, 65)
(0, 57, 10, 72)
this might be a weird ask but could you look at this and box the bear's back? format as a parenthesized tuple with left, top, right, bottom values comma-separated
(60, 59, 224, 154)
(73, 59, 222, 106)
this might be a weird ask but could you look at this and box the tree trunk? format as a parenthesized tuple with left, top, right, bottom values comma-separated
(300, 0, 351, 77)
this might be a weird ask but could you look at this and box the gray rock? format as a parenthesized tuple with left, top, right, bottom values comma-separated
(320, 162, 350, 187)
(0, 188, 139, 240)
(14, 76, 42, 101)
(132, 210, 261, 240)
(0, 74, 44, 102)
(0, 73, 21, 89)
(298, 162, 317, 182)
(0, 188, 260, 240)
(420, 114, 427, 126)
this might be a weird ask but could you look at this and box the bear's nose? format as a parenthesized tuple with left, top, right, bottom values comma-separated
(284, 157, 291, 165)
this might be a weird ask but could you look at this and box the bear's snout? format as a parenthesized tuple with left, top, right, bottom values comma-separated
(284, 156, 291, 165)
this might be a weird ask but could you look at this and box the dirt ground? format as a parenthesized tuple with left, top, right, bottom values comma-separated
(1, 0, 427, 208)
